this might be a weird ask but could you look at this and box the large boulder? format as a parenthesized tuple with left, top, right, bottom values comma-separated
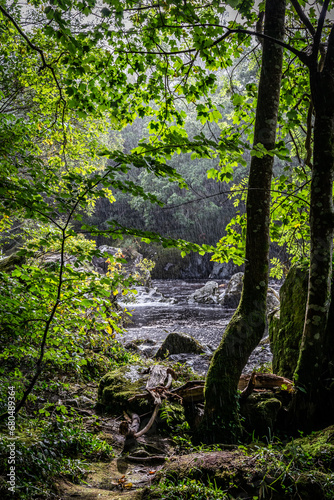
(268, 264, 308, 379)
(150, 247, 213, 279)
(240, 393, 283, 437)
(219, 273, 280, 313)
(187, 281, 219, 304)
(219, 272, 244, 308)
(97, 365, 151, 415)
(155, 332, 206, 359)
(0, 253, 26, 273)
(209, 261, 244, 280)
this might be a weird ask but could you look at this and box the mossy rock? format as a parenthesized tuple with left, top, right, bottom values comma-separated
(155, 332, 205, 359)
(240, 393, 282, 438)
(269, 264, 309, 378)
(98, 365, 151, 415)
(0, 253, 26, 273)
(284, 425, 334, 470)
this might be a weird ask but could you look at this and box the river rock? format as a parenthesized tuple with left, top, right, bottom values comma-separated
(209, 261, 244, 280)
(97, 365, 151, 414)
(220, 273, 280, 313)
(219, 272, 243, 308)
(155, 332, 206, 359)
(187, 281, 219, 304)
(266, 287, 280, 314)
(0, 253, 26, 272)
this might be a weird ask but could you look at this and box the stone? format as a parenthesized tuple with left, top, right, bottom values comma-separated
(219, 272, 244, 308)
(240, 393, 282, 437)
(219, 274, 280, 314)
(150, 247, 213, 279)
(268, 264, 308, 378)
(242, 336, 273, 375)
(209, 261, 244, 280)
(155, 332, 206, 359)
(187, 281, 219, 304)
(0, 253, 26, 273)
(266, 287, 280, 314)
(97, 365, 151, 415)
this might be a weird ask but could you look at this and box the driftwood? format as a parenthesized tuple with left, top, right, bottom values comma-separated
(120, 365, 177, 439)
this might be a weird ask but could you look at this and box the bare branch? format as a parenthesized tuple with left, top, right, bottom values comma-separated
(290, 0, 315, 36)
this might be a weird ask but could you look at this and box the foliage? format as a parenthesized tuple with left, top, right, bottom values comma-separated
(0, 414, 114, 499)
(147, 477, 229, 499)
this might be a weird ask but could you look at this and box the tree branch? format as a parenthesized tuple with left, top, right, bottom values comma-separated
(313, 0, 330, 60)
(119, 25, 309, 65)
(290, 0, 315, 36)
(0, 5, 66, 104)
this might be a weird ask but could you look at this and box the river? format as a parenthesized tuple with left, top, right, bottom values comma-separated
(117, 279, 274, 375)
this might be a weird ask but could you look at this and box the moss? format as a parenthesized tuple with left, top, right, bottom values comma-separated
(295, 472, 328, 500)
(155, 332, 205, 359)
(158, 401, 186, 432)
(0, 253, 26, 273)
(98, 365, 151, 415)
(284, 425, 334, 470)
(240, 393, 282, 438)
(269, 264, 309, 378)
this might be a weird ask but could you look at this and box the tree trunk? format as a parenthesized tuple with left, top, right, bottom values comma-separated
(198, 0, 286, 444)
(292, 26, 334, 429)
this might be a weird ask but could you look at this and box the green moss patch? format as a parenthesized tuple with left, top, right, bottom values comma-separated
(98, 365, 151, 415)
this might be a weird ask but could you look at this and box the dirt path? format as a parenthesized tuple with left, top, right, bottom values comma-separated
(57, 459, 158, 499)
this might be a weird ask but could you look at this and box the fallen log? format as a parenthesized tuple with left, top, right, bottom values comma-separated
(238, 373, 294, 392)
(170, 373, 294, 404)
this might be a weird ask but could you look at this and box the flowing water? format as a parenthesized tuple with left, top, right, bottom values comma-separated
(117, 279, 274, 375)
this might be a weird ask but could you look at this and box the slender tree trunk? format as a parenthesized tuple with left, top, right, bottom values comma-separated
(198, 0, 286, 444)
(292, 27, 334, 429)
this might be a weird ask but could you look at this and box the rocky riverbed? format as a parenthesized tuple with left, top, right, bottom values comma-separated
(117, 278, 279, 375)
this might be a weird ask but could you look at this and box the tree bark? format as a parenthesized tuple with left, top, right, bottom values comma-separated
(292, 25, 334, 429)
(198, 0, 286, 444)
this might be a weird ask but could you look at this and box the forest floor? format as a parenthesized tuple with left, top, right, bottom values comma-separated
(1, 349, 334, 500)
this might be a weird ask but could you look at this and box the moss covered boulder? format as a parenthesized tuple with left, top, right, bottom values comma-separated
(0, 253, 26, 272)
(154, 332, 206, 359)
(98, 365, 151, 415)
(240, 393, 283, 437)
(269, 264, 309, 378)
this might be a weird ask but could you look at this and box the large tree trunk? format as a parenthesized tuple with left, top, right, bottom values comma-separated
(292, 26, 334, 429)
(198, 0, 286, 444)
